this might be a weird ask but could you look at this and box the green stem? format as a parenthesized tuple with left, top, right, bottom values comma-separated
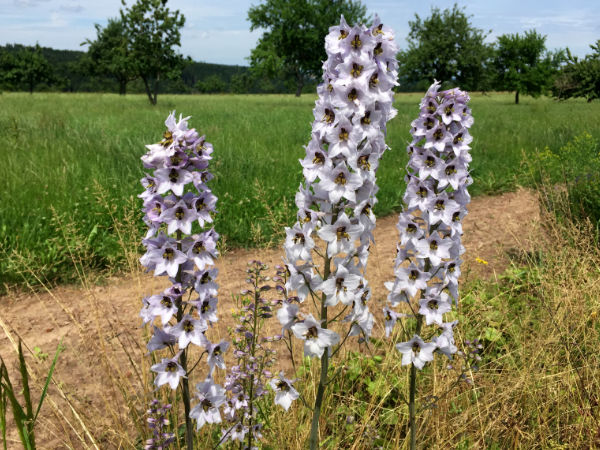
(175, 230, 193, 450)
(308, 254, 331, 450)
(409, 316, 423, 450)
(247, 274, 260, 450)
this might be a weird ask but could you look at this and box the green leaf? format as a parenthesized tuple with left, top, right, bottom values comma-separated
(33, 339, 63, 423)
(17, 341, 34, 422)
(484, 327, 502, 342)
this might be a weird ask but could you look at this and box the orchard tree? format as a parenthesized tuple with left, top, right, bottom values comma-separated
(553, 41, 600, 102)
(2, 44, 54, 93)
(120, 0, 186, 105)
(397, 4, 492, 91)
(248, 0, 367, 96)
(82, 18, 137, 95)
(493, 30, 564, 104)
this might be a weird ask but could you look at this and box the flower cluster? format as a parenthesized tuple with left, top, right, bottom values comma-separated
(220, 261, 280, 447)
(138, 111, 226, 430)
(145, 399, 175, 450)
(279, 15, 398, 358)
(385, 81, 473, 368)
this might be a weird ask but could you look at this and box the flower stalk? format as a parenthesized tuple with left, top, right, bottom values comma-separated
(276, 15, 398, 449)
(384, 81, 473, 449)
(139, 112, 225, 448)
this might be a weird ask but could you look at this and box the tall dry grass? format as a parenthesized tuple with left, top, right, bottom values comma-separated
(2, 193, 599, 448)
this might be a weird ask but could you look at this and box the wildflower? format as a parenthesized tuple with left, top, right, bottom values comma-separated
(269, 372, 299, 411)
(151, 353, 186, 389)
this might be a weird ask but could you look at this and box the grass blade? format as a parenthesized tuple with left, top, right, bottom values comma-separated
(17, 340, 34, 421)
(0, 363, 8, 450)
(33, 339, 63, 423)
(0, 370, 31, 449)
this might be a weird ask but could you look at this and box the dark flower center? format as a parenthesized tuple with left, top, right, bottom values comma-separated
(412, 342, 420, 353)
(161, 130, 173, 147)
(306, 326, 319, 339)
(351, 63, 363, 78)
(293, 233, 305, 245)
(338, 127, 349, 141)
(334, 172, 347, 185)
(433, 129, 444, 141)
(175, 207, 185, 220)
(348, 88, 358, 101)
(406, 223, 417, 234)
(336, 226, 349, 240)
(409, 270, 418, 281)
(168, 169, 179, 183)
(166, 361, 178, 372)
(429, 240, 439, 251)
(313, 152, 325, 165)
(445, 165, 457, 176)
(201, 399, 213, 412)
(428, 300, 439, 310)
(417, 186, 428, 198)
(183, 320, 194, 332)
(323, 108, 335, 123)
(201, 300, 209, 314)
(369, 74, 379, 88)
(373, 24, 384, 36)
(425, 156, 435, 167)
(374, 42, 383, 55)
(161, 296, 172, 308)
(358, 155, 370, 170)
(339, 29, 348, 40)
(424, 118, 435, 130)
(277, 380, 290, 391)
(163, 248, 175, 261)
(435, 199, 445, 210)
(350, 35, 361, 49)
(193, 242, 205, 254)
(361, 112, 371, 125)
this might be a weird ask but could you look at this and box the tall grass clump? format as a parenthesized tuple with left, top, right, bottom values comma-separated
(525, 132, 600, 240)
(3, 93, 600, 291)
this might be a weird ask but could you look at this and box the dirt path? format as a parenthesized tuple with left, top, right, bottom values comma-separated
(0, 188, 540, 448)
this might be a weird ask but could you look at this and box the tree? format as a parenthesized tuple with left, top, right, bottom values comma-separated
(493, 30, 563, 104)
(247, 0, 367, 97)
(553, 41, 600, 102)
(82, 18, 137, 95)
(120, 0, 187, 105)
(397, 4, 492, 92)
(1, 44, 54, 93)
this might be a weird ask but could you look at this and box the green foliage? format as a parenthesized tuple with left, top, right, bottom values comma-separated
(120, 0, 186, 104)
(553, 40, 600, 102)
(82, 18, 137, 95)
(2, 92, 600, 290)
(195, 74, 228, 93)
(0, 44, 54, 93)
(526, 132, 600, 236)
(0, 340, 63, 449)
(397, 4, 492, 91)
(493, 30, 564, 104)
(247, 0, 367, 96)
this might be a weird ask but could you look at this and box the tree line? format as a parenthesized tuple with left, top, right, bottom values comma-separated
(0, 1, 598, 104)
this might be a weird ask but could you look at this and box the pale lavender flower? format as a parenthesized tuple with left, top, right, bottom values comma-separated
(269, 372, 299, 411)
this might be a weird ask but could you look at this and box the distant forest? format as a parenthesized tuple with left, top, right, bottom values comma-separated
(0, 44, 302, 95)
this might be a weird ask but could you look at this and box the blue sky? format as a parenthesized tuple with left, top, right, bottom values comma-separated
(0, 0, 598, 65)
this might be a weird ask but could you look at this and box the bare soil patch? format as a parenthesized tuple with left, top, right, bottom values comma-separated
(0, 188, 540, 448)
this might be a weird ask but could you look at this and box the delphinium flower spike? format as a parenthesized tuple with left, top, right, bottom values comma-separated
(218, 261, 279, 449)
(139, 112, 226, 449)
(277, 15, 398, 450)
(384, 81, 473, 449)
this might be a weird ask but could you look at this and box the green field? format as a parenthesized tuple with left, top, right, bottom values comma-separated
(1, 92, 599, 288)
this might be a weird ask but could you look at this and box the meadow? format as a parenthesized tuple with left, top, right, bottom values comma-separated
(1, 92, 600, 289)
(1, 91, 600, 448)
